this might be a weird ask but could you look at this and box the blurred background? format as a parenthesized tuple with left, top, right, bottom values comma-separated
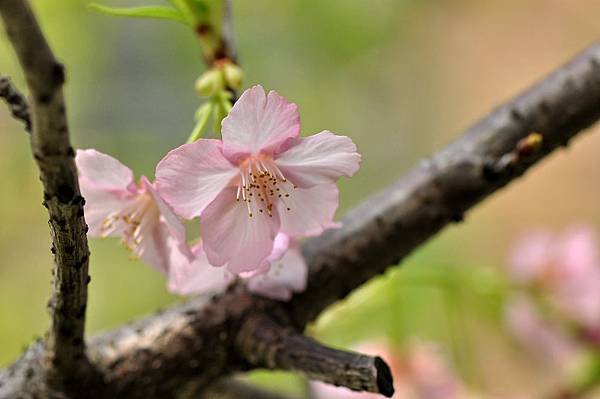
(1, 0, 600, 397)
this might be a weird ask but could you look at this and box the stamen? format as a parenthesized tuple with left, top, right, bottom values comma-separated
(258, 159, 269, 174)
(236, 156, 295, 218)
(246, 199, 253, 217)
(270, 162, 288, 182)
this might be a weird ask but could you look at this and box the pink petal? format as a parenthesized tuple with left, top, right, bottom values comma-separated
(268, 233, 291, 262)
(505, 295, 579, 367)
(278, 183, 340, 237)
(155, 139, 238, 219)
(168, 242, 235, 295)
(238, 233, 291, 279)
(247, 242, 307, 301)
(78, 184, 135, 237)
(275, 131, 361, 188)
(201, 186, 281, 273)
(557, 226, 600, 281)
(555, 226, 600, 328)
(507, 231, 553, 284)
(221, 85, 300, 160)
(403, 343, 465, 399)
(142, 176, 187, 245)
(128, 205, 172, 273)
(76, 149, 135, 192)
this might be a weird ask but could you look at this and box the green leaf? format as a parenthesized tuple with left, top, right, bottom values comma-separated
(212, 92, 232, 133)
(89, 4, 188, 25)
(186, 103, 212, 143)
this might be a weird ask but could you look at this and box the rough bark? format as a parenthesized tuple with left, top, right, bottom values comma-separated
(290, 44, 600, 326)
(0, 0, 91, 391)
(0, 75, 31, 131)
(238, 315, 393, 396)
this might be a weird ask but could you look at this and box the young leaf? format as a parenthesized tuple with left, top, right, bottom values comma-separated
(187, 103, 213, 143)
(89, 4, 188, 25)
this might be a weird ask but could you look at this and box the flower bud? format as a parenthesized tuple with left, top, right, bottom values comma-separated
(222, 62, 243, 89)
(195, 68, 224, 96)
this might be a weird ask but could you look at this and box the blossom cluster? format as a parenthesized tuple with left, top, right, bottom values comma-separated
(75, 85, 360, 299)
(504, 225, 600, 369)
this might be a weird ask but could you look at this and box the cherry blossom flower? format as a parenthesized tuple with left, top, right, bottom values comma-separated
(167, 233, 307, 300)
(505, 295, 581, 369)
(76, 149, 190, 273)
(508, 225, 600, 330)
(311, 342, 470, 399)
(156, 85, 360, 273)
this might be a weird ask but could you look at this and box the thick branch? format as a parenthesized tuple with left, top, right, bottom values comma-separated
(0, 0, 91, 387)
(0, 75, 31, 131)
(238, 315, 394, 397)
(289, 44, 600, 324)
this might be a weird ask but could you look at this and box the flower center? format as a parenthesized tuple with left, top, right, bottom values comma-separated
(236, 155, 295, 218)
(101, 192, 156, 254)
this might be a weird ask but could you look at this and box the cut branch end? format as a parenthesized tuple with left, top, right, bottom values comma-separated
(238, 314, 395, 396)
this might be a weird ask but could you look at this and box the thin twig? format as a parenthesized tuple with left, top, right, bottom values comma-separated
(0, 0, 91, 390)
(220, 0, 237, 62)
(0, 75, 31, 131)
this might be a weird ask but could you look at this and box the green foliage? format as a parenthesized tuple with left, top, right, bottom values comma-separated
(89, 4, 188, 25)
(186, 90, 232, 143)
(89, 0, 223, 31)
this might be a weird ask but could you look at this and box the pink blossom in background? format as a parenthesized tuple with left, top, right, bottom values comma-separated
(402, 344, 468, 399)
(168, 233, 308, 301)
(507, 226, 600, 331)
(156, 85, 361, 274)
(311, 342, 469, 399)
(505, 295, 581, 369)
(76, 149, 191, 273)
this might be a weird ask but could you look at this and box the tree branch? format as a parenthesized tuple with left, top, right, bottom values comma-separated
(289, 43, 600, 325)
(0, 75, 31, 131)
(237, 315, 394, 397)
(0, 0, 91, 389)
